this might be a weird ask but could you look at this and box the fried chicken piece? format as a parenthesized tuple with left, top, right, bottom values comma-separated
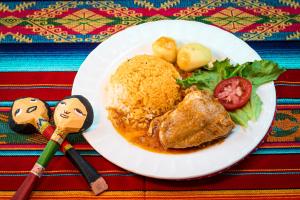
(149, 90, 234, 149)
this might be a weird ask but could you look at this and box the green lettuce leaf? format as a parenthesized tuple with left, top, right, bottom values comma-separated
(241, 60, 285, 86)
(229, 108, 250, 127)
(177, 59, 285, 127)
(250, 86, 263, 121)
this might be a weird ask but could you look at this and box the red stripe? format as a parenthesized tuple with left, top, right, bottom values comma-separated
(145, 174, 300, 190)
(1, 175, 144, 191)
(4, 87, 298, 101)
(0, 26, 36, 35)
(276, 86, 300, 99)
(277, 70, 300, 82)
(281, 23, 300, 32)
(0, 156, 124, 172)
(0, 88, 71, 101)
(2, 154, 300, 173)
(277, 105, 300, 110)
(0, 70, 294, 85)
(1, 154, 300, 191)
(261, 142, 300, 148)
(0, 72, 76, 85)
(0, 25, 81, 35)
(0, 10, 37, 18)
(0, 71, 297, 100)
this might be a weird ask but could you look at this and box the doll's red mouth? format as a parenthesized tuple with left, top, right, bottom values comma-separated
(27, 106, 37, 113)
(60, 113, 69, 119)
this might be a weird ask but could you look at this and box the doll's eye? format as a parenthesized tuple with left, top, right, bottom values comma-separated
(14, 108, 22, 116)
(30, 98, 37, 102)
(74, 108, 86, 116)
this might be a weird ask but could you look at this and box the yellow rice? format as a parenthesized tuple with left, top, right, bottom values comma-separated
(107, 55, 181, 129)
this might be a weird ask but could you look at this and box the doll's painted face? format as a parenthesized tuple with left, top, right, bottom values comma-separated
(54, 98, 88, 133)
(12, 97, 49, 127)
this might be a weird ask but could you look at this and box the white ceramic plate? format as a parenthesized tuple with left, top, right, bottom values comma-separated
(72, 20, 276, 180)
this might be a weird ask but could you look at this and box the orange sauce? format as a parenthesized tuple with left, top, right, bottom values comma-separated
(114, 125, 224, 154)
(110, 69, 224, 154)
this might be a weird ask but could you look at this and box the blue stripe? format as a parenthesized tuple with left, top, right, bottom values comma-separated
(253, 148, 300, 155)
(275, 84, 300, 87)
(0, 101, 58, 107)
(0, 41, 299, 72)
(277, 99, 300, 105)
(248, 41, 300, 69)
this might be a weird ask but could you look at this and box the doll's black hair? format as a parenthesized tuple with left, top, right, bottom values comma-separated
(57, 95, 94, 132)
(8, 97, 52, 134)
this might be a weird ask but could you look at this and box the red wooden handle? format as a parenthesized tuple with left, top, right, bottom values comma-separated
(12, 173, 39, 200)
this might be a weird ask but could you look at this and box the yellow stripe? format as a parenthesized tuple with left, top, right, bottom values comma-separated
(228, 168, 300, 172)
(2, 190, 300, 199)
(261, 145, 300, 148)
(0, 117, 8, 122)
(276, 81, 300, 84)
(0, 114, 8, 119)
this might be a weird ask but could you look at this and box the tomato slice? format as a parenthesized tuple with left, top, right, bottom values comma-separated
(214, 77, 252, 111)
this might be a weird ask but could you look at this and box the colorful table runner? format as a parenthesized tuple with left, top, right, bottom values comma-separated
(0, 1, 300, 199)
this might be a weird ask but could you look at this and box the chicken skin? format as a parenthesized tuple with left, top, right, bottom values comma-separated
(149, 90, 234, 149)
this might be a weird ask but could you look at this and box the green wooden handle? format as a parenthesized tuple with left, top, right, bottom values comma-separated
(37, 140, 60, 167)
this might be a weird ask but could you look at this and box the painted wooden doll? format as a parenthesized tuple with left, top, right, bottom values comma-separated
(9, 96, 107, 200)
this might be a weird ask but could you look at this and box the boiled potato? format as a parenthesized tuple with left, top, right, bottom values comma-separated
(177, 43, 212, 71)
(152, 36, 177, 63)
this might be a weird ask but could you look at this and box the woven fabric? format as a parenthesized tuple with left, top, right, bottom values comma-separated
(0, 0, 300, 43)
(1, 0, 300, 199)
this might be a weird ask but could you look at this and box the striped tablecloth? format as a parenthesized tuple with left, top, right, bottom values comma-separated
(1, 1, 300, 199)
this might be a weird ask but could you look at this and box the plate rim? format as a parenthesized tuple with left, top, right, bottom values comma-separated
(72, 20, 276, 180)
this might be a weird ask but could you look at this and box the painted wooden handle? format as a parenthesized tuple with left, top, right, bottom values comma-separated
(13, 139, 60, 199)
(37, 140, 60, 167)
(66, 148, 100, 183)
(42, 125, 107, 194)
(11, 173, 39, 200)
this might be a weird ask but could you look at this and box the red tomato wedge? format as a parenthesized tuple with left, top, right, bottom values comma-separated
(214, 77, 252, 111)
